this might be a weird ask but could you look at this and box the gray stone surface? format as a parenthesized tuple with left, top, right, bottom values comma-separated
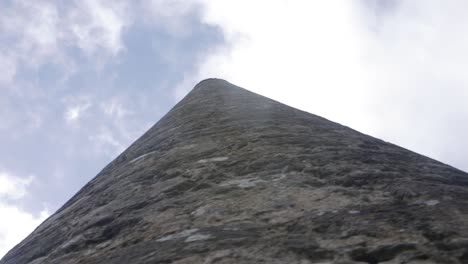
(2, 79, 468, 264)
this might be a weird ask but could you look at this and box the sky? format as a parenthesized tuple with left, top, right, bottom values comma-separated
(1, 0, 467, 258)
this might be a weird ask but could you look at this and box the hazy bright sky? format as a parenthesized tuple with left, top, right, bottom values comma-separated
(1, 0, 467, 257)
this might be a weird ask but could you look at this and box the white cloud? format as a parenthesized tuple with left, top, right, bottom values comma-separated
(0, 171, 49, 258)
(0, 172, 33, 200)
(64, 101, 91, 123)
(100, 97, 130, 119)
(0, 1, 61, 68)
(0, 0, 131, 84)
(65, 106, 84, 122)
(175, 0, 468, 171)
(68, 0, 131, 57)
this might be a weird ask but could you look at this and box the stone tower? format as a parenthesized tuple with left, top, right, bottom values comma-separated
(2, 79, 468, 264)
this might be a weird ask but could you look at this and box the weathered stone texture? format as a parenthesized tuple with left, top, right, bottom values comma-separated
(2, 79, 468, 264)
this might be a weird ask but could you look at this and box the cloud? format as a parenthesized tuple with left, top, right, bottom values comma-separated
(65, 105, 88, 123)
(0, 0, 131, 86)
(0, 1, 60, 68)
(0, 171, 49, 258)
(100, 97, 130, 119)
(63, 97, 92, 123)
(0, 172, 34, 201)
(68, 0, 131, 57)
(175, 0, 468, 171)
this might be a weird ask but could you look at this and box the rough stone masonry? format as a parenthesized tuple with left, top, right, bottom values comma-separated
(2, 79, 468, 264)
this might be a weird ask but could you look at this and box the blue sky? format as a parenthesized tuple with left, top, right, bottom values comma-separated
(1, 0, 468, 257)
